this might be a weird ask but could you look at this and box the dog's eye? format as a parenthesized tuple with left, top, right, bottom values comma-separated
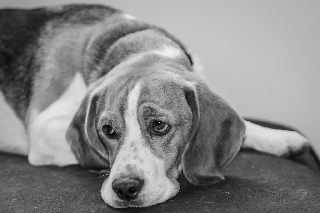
(152, 120, 170, 135)
(102, 124, 116, 137)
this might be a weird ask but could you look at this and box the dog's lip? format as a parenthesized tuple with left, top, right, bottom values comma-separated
(110, 190, 164, 208)
(113, 198, 144, 208)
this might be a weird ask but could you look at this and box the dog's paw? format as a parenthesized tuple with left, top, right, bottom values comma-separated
(263, 129, 310, 157)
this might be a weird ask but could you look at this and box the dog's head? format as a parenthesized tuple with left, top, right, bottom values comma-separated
(66, 53, 245, 208)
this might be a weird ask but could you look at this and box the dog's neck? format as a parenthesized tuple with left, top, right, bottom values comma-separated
(83, 18, 193, 84)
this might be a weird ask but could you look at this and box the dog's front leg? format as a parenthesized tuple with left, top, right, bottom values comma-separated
(242, 120, 310, 157)
(28, 73, 86, 166)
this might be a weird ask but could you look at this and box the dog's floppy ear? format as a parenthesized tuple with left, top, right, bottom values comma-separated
(182, 80, 245, 186)
(66, 90, 109, 170)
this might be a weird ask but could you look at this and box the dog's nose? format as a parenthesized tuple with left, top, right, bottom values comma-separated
(112, 177, 144, 201)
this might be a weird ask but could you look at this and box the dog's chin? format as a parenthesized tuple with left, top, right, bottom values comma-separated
(102, 178, 180, 208)
(105, 189, 180, 208)
(111, 199, 145, 208)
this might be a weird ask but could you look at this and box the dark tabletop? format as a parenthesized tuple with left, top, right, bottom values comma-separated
(1, 119, 320, 213)
(1, 149, 320, 213)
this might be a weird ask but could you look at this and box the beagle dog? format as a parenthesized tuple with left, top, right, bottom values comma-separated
(0, 4, 309, 208)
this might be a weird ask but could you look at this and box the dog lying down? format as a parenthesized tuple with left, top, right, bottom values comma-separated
(0, 4, 310, 208)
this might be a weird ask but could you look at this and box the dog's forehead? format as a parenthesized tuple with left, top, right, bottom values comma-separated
(97, 55, 187, 108)
(94, 73, 138, 113)
(139, 76, 186, 110)
(97, 78, 185, 120)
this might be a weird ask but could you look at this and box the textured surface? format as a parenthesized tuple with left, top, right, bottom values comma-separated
(1, 119, 320, 212)
(1, 149, 320, 213)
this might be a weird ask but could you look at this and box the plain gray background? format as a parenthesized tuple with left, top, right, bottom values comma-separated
(1, 0, 319, 156)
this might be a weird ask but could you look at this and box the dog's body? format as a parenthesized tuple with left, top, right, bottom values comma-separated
(0, 4, 309, 208)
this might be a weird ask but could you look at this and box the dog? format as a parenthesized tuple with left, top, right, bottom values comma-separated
(0, 4, 310, 208)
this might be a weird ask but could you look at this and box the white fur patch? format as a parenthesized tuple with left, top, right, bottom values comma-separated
(191, 53, 204, 75)
(152, 45, 182, 59)
(122, 13, 137, 20)
(243, 120, 309, 156)
(0, 91, 29, 155)
(28, 73, 86, 166)
(101, 82, 178, 208)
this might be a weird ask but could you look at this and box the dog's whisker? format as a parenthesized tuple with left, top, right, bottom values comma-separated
(99, 173, 110, 179)
(90, 169, 110, 178)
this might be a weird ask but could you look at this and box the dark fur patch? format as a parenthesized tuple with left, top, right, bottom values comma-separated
(0, 9, 48, 120)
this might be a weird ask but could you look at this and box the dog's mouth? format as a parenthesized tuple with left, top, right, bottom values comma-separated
(113, 198, 144, 208)
(108, 189, 179, 208)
